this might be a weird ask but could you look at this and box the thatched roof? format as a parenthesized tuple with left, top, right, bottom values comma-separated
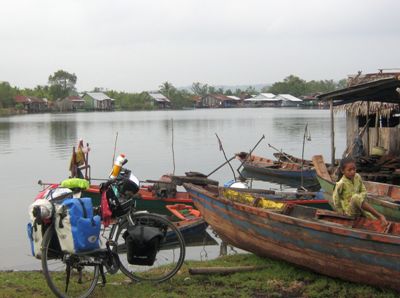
(334, 101, 399, 117)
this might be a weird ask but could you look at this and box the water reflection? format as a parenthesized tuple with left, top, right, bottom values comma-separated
(0, 108, 347, 270)
(49, 121, 78, 157)
(0, 122, 11, 154)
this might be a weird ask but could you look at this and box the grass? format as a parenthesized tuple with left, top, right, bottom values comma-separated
(0, 254, 397, 298)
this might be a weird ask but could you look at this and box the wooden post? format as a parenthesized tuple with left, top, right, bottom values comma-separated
(366, 101, 370, 156)
(189, 266, 269, 275)
(219, 241, 227, 256)
(330, 99, 335, 166)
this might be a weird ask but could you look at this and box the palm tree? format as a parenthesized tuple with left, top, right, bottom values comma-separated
(159, 81, 175, 98)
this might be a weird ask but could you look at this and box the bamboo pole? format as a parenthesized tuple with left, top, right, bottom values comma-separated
(366, 101, 370, 155)
(330, 99, 335, 166)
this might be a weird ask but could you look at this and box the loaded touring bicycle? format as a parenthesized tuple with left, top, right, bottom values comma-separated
(28, 159, 186, 298)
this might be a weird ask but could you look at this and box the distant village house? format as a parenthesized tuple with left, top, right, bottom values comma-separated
(275, 94, 303, 107)
(14, 95, 48, 113)
(200, 94, 241, 108)
(243, 93, 280, 107)
(148, 93, 171, 109)
(56, 95, 85, 112)
(192, 95, 202, 108)
(82, 92, 114, 111)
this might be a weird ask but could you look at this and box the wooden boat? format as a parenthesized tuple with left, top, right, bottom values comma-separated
(39, 140, 215, 215)
(37, 179, 194, 217)
(166, 204, 201, 221)
(313, 155, 400, 221)
(183, 182, 400, 291)
(236, 152, 317, 181)
(168, 217, 217, 247)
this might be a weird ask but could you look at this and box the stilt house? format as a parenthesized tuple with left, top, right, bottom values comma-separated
(318, 71, 400, 182)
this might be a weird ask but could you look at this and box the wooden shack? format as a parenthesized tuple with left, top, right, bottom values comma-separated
(318, 71, 400, 183)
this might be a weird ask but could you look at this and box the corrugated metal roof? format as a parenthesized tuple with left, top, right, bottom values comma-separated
(259, 93, 276, 98)
(226, 95, 241, 101)
(276, 94, 302, 102)
(85, 92, 112, 101)
(245, 93, 280, 101)
(149, 93, 170, 102)
(317, 78, 400, 105)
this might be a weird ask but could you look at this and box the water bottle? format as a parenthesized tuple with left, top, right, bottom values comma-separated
(110, 154, 126, 179)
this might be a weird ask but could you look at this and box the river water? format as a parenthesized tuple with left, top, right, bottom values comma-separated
(0, 108, 346, 270)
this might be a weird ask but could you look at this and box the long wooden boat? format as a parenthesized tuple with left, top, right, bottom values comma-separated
(236, 152, 317, 181)
(313, 155, 400, 221)
(184, 182, 400, 291)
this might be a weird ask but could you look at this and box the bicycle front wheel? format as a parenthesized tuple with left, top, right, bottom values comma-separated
(112, 212, 185, 282)
(41, 227, 100, 298)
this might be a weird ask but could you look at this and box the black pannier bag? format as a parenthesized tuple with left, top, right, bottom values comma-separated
(122, 225, 164, 266)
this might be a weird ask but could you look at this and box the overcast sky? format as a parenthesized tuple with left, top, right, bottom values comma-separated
(1, 0, 399, 92)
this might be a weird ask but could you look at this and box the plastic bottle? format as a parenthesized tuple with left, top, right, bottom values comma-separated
(109, 154, 126, 179)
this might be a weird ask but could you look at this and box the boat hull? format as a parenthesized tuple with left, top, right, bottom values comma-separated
(185, 183, 400, 291)
(242, 163, 317, 180)
(236, 152, 317, 181)
(85, 186, 193, 216)
(39, 184, 194, 216)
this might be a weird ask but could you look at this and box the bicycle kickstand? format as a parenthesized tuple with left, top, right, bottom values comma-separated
(99, 265, 107, 286)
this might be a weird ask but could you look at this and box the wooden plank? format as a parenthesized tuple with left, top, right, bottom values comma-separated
(312, 155, 333, 182)
(330, 99, 335, 165)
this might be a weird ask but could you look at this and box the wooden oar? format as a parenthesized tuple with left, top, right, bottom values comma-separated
(206, 156, 236, 177)
(216, 133, 239, 181)
(237, 135, 265, 173)
(267, 143, 297, 164)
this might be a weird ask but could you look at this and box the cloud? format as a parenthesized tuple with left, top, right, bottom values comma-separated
(1, 0, 399, 90)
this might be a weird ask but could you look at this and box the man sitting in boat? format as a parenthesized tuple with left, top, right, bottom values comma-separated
(332, 157, 387, 225)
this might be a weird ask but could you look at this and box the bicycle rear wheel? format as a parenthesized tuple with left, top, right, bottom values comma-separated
(41, 227, 100, 298)
(112, 212, 185, 282)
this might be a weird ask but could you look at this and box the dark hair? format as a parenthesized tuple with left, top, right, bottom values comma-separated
(337, 157, 356, 181)
(339, 157, 356, 171)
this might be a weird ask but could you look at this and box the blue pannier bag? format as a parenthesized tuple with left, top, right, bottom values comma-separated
(55, 197, 101, 253)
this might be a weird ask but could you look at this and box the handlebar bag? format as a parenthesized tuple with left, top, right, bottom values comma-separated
(122, 225, 163, 265)
(55, 197, 101, 253)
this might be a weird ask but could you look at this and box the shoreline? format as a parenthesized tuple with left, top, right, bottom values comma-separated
(0, 105, 327, 117)
(0, 254, 397, 297)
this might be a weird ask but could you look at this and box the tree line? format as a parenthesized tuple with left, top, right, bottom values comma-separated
(264, 75, 347, 97)
(0, 70, 347, 112)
